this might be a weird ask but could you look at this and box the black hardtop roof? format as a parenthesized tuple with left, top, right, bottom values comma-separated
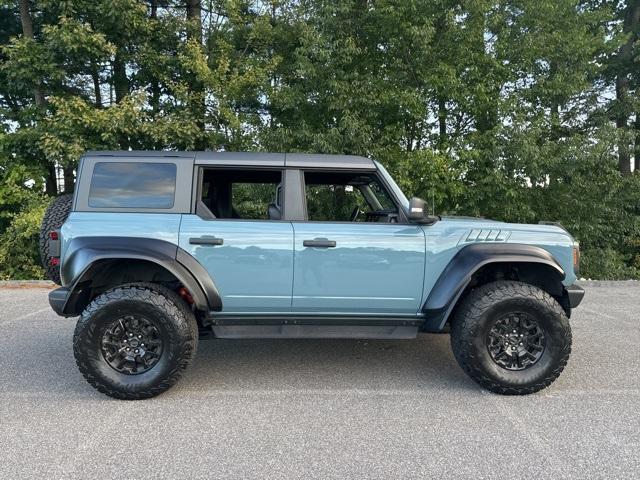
(83, 151, 376, 170)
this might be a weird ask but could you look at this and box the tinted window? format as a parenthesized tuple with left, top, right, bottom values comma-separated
(89, 162, 177, 208)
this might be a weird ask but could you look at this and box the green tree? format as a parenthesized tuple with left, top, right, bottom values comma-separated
(0, 0, 639, 279)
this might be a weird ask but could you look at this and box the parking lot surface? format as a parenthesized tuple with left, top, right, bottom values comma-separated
(0, 283, 638, 479)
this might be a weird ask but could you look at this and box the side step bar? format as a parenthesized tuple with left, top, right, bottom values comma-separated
(206, 314, 423, 339)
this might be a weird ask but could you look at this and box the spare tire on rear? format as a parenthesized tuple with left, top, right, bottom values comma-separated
(39, 194, 73, 285)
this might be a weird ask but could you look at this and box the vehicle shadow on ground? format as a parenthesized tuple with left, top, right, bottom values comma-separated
(179, 333, 477, 396)
(1, 325, 477, 399)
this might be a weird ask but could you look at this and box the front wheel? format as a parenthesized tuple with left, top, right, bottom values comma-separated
(450, 281, 571, 395)
(73, 283, 198, 400)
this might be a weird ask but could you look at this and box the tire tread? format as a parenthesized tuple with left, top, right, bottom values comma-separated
(450, 280, 572, 395)
(73, 283, 198, 400)
(39, 194, 73, 284)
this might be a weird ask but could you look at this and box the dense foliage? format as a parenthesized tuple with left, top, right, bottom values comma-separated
(0, 0, 639, 279)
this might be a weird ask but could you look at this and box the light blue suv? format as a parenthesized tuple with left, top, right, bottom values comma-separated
(42, 151, 584, 399)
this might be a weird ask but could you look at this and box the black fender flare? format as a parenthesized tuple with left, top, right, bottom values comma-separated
(60, 237, 222, 314)
(421, 243, 565, 332)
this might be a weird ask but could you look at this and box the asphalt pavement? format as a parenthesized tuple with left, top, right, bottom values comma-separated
(0, 283, 638, 479)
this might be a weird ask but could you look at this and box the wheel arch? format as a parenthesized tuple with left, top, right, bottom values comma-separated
(59, 237, 222, 315)
(422, 243, 567, 332)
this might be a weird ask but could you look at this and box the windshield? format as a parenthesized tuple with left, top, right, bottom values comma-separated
(374, 161, 409, 209)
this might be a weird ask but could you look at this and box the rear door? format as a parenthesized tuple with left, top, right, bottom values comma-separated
(291, 170, 426, 314)
(179, 167, 293, 313)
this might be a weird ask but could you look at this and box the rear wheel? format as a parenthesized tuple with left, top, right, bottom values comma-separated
(450, 280, 571, 395)
(73, 283, 198, 400)
(39, 194, 73, 284)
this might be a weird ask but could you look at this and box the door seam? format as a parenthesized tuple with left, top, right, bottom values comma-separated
(290, 221, 295, 308)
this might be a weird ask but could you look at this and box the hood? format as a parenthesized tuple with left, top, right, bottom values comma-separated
(436, 216, 574, 241)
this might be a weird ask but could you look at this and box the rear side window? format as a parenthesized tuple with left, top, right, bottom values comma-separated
(200, 168, 282, 220)
(88, 162, 177, 209)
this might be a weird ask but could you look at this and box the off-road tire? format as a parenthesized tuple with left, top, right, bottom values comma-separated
(39, 194, 73, 284)
(450, 280, 571, 395)
(73, 283, 198, 400)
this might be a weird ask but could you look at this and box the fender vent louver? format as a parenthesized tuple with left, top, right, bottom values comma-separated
(462, 229, 510, 243)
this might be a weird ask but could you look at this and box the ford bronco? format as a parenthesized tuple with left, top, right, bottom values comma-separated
(42, 151, 584, 399)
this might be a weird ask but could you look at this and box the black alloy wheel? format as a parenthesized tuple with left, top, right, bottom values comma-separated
(487, 312, 546, 371)
(101, 315, 164, 375)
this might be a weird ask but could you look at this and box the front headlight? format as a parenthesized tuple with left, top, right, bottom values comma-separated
(572, 242, 580, 275)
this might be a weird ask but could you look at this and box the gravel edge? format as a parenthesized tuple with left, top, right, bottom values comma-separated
(0, 280, 57, 289)
(576, 280, 640, 287)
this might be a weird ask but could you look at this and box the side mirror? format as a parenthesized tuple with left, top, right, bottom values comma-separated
(407, 197, 438, 224)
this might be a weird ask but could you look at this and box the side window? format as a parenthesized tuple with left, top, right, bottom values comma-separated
(200, 169, 282, 220)
(89, 162, 176, 208)
(304, 171, 398, 222)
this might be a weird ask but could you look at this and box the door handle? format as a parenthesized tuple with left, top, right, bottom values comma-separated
(303, 238, 336, 248)
(189, 236, 224, 246)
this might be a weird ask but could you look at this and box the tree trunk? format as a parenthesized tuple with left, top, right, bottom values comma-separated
(18, 0, 45, 108)
(468, 5, 497, 134)
(406, 123, 414, 152)
(150, 82, 160, 114)
(616, 69, 631, 175)
(434, 11, 448, 149)
(550, 100, 562, 142)
(186, 0, 202, 43)
(19, 0, 57, 194)
(549, 61, 562, 139)
(18, 0, 33, 37)
(111, 52, 130, 148)
(63, 165, 75, 193)
(635, 110, 640, 172)
(186, 0, 205, 149)
(149, 0, 160, 114)
(615, 0, 640, 175)
(91, 64, 102, 107)
(45, 164, 58, 196)
(551, 103, 560, 126)
(112, 52, 128, 104)
(438, 96, 447, 148)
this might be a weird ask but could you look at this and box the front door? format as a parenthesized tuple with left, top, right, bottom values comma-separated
(179, 167, 293, 313)
(291, 170, 425, 314)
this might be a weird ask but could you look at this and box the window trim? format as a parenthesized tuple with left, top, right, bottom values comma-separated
(299, 169, 409, 224)
(88, 161, 177, 209)
(191, 165, 410, 224)
(75, 155, 193, 213)
(194, 165, 289, 222)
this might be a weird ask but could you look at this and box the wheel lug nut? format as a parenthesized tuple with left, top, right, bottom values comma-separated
(513, 329, 517, 333)
(123, 339, 127, 343)
(519, 342, 523, 345)
(134, 349, 139, 354)
(138, 335, 142, 339)
(126, 347, 131, 351)
(129, 333, 133, 337)
(141, 343, 145, 347)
